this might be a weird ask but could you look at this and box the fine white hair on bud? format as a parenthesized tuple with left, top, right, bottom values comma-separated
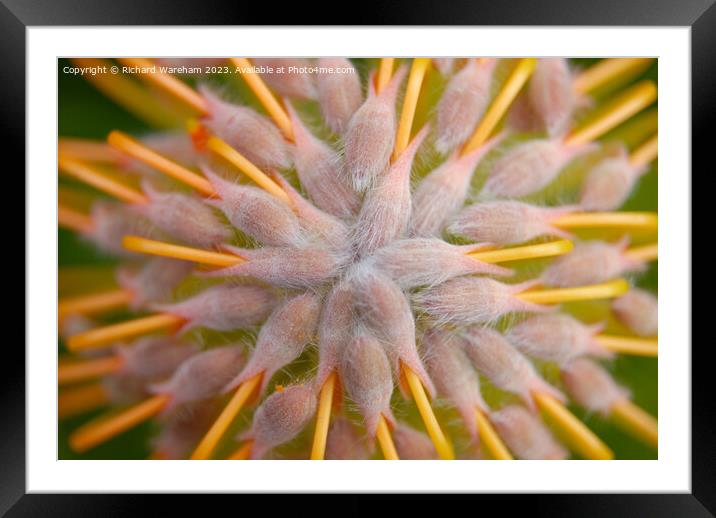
(200, 87, 291, 170)
(150, 346, 246, 414)
(579, 146, 647, 211)
(413, 277, 553, 327)
(136, 181, 231, 248)
(611, 288, 658, 337)
(203, 167, 306, 247)
(542, 238, 645, 288)
(491, 405, 569, 460)
(116, 257, 194, 310)
(317, 282, 356, 387)
(561, 358, 630, 416)
(253, 58, 318, 100)
(116, 336, 198, 381)
(340, 331, 395, 436)
(153, 283, 277, 334)
(225, 291, 322, 394)
(527, 58, 576, 137)
(448, 200, 575, 246)
(461, 326, 565, 410)
(349, 267, 435, 396)
(325, 416, 371, 460)
(483, 139, 595, 199)
(367, 238, 512, 289)
(352, 124, 429, 256)
(316, 57, 363, 135)
(393, 423, 438, 459)
(432, 58, 455, 77)
(246, 383, 318, 459)
(205, 245, 347, 290)
(343, 65, 407, 193)
(506, 313, 611, 364)
(285, 103, 360, 219)
(410, 133, 504, 238)
(86, 200, 154, 257)
(422, 327, 486, 438)
(435, 58, 496, 154)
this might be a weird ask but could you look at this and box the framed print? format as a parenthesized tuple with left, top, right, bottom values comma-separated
(5, 0, 708, 512)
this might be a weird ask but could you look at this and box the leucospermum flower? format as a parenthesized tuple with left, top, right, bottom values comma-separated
(58, 57, 658, 461)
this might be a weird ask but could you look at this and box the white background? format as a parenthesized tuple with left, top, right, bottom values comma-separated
(28, 27, 690, 492)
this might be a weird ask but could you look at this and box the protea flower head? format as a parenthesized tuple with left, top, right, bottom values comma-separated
(58, 57, 658, 461)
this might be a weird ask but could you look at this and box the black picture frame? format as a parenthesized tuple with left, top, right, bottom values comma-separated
(6, 0, 706, 512)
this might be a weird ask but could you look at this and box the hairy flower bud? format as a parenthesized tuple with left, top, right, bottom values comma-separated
(316, 57, 363, 135)
(542, 238, 644, 287)
(561, 358, 629, 416)
(200, 87, 290, 170)
(492, 405, 568, 460)
(368, 238, 511, 289)
(343, 66, 406, 193)
(448, 201, 575, 246)
(435, 58, 496, 153)
(154, 284, 277, 334)
(506, 314, 610, 364)
(226, 292, 322, 393)
(462, 326, 564, 410)
(414, 278, 552, 326)
(611, 288, 658, 337)
(247, 383, 318, 459)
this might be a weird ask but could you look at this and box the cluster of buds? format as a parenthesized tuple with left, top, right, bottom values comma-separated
(58, 57, 658, 461)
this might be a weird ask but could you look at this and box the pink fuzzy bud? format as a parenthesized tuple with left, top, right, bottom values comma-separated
(432, 58, 455, 76)
(435, 58, 496, 153)
(136, 182, 230, 247)
(86, 200, 154, 256)
(343, 66, 407, 193)
(353, 124, 429, 256)
(491, 405, 568, 460)
(611, 288, 658, 337)
(462, 326, 564, 410)
(117, 336, 198, 381)
(393, 423, 438, 459)
(317, 282, 356, 386)
(204, 244, 345, 290)
(561, 358, 629, 416)
(448, 201, 575, 246)
(368, 238, 511, 290)
(414, 278, 552, 326)
(253, 58, 317, 100)
(316, 57, 363, 135)
(200, 87, 291, 170)
(325, 416, 370, 460)
(102, 371, 150, 405)
(154, 284, 276, 334)
(226, 292, 322, 394)
(152, 399, 221, 459)
(340, 332, 395, 435)
(422, 328, 486, 438)
(528, 58, 576, 137)
(122, 132, 201, 176)
(579, 148, 646, 211)
(116, 257, 193, 310)
(151, 346, 246, 413)
(411, 133, 504, 238)
(542, 238, 644, 288)
(203, 168, 305, 247)
(506, 314, 610, 364)
(247, 383, 317, 459)
(286, 103, 360, 218)
(484, 139, 594, 198)
(270, 170, 349, 249)
(350, 268, 434, 396)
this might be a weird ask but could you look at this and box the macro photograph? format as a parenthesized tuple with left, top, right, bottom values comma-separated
(56, 56, 659, 462)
